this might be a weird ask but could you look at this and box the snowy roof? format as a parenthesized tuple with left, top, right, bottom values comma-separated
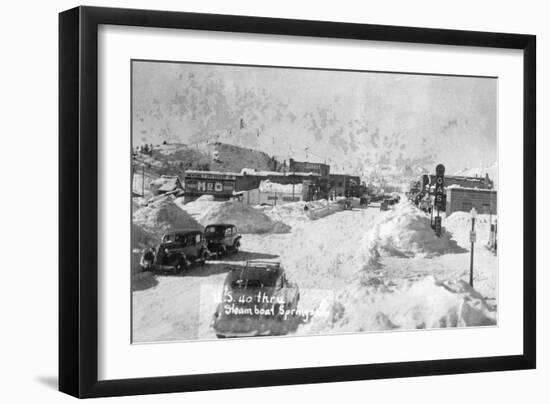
(185, 169, 240, 176)
(241, 168, 320, 177)
(150, 176, 182, 192)
(446, 185, 497, 193)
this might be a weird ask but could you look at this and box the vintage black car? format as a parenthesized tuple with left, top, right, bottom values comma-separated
(142, 229, 209, 274)
(212, 261, 300, 338)
(337, 198, 353, 210)
(204, 223, 241, 258)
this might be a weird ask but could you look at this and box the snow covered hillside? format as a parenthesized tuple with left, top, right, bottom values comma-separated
(133, 141, 276, 178)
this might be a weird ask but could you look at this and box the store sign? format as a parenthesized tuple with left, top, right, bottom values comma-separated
(434, 164, 445, 210)
(187, 180, 233, 194)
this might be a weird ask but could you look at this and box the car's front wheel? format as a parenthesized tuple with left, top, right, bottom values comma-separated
(174, 255, 186, 274)
(218, 245, 227, 259)
(199, 250, 207, 266)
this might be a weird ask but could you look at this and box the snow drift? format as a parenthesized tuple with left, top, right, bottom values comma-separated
(299, 275, 496, 335)
(259, 199, 332, 227)
(361, 202, 466, 260)
(200, 201, 291, 234)
(176, 197, 291, 234)
(132, 198, 203, 248)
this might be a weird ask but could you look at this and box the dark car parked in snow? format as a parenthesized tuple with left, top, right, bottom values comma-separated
(212, 261, 300, 338)
(141, 229, 209, 274)
(204, 223, 241, 258)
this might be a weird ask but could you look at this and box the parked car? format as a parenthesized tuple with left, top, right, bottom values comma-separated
(337, 198, 353, 210)
(204, 223, 241, 258)
(212, 261, 300, 338)
(142, 229, 209, 274)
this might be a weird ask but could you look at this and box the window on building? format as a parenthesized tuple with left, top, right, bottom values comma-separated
(462, 202, 472, 212)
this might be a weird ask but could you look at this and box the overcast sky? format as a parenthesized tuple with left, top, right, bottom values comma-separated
(133, 61, 497, 174)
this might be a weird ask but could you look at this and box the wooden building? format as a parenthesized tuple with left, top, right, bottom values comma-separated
(288, 159, 330, 178)
(445, 187, 497, 216)
(329, 174, 362, 197)
(183, 170, 238, 201)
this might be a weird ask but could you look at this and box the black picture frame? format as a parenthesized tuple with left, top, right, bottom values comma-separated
(59, 6, 536, 398)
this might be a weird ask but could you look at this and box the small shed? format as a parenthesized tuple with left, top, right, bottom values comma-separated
(150, 176, 183, 195)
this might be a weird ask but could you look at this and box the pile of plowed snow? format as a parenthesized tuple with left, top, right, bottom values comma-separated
(174, 195, 219, 220)
(200, 201, 291, 234)
(258, 200, 330, 227)
(360, 202, 465, 259)
(176, 196, 291, 234)
(444, 211, 495, 246)
(132, 198, 203, 248)
(299, 275, 496, 335)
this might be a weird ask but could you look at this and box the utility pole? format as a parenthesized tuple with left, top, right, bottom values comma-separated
(142, 165, 145, 196)
(434, 164, 446, 237)
(469, 207, 477, 287)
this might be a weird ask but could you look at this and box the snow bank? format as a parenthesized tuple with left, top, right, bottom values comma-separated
(259, 201, 310, 227)
(362, 202, 465, 259)
(259, 199, 331, 227)
(196, 194, 215, 202)
(132, 198, 203, 248)
(200, 201, 291, 234)
(176, 197, 291, 234)
(300, 275, 496, 335)
(174, 195, 219, 219)
(444, 212, 495, 247)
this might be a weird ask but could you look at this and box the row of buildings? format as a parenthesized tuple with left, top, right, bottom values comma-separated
(410, 173, 497, 216)
(146, 159, 363, 205)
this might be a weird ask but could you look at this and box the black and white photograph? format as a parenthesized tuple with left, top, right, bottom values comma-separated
(131, 60, 498, 342)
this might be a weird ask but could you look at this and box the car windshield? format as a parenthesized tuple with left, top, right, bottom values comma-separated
(231, 279, 264, 289)
(163, 233, 191, 243)
(206, 226, 226, 234)
(163, 234, 175, 243)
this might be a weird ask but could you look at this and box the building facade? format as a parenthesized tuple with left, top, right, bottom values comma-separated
(184, 169, 322, 202)
(445, 187, 497, 216)
(242, 180, 305, 206)
(183, 170, 238, 201)
(329, 174, 362, 197)
(288, 159, 330, 178)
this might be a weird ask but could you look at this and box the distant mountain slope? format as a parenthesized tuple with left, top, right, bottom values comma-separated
(133, 62, 497, 177)
(133, 142, 276, 178)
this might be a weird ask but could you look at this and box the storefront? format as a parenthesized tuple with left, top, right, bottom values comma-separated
(183, 170, 238, 201)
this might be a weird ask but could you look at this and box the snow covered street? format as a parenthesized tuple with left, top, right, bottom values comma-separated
(132, 201, 498, 342)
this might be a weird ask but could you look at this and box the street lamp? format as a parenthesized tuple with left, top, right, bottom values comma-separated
(469, 207, 477, 287)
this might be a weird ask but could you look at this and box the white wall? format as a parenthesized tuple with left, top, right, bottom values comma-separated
(0, 0, 546, 403)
